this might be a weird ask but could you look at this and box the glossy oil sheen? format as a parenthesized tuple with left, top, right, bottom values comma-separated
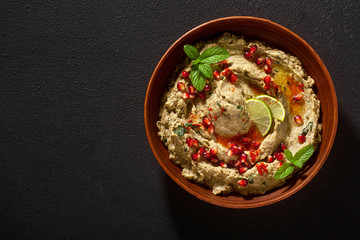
(144, 17, 338, 209)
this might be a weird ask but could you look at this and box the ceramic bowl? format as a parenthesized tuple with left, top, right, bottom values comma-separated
(144, 16, 338, 208)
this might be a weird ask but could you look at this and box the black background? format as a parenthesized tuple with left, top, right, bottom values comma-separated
(1, 0, 360, 239)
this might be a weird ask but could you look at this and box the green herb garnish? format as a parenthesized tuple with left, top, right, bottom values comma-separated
(237, 105, 242, 110)
(183, 44, 229, 91)
(301, 122, 313, 135)
(174, 125, 187, 136)
(184, 122, 193, 128)
(274, 145, 315, 179)
(248, 175, 254, 184)
(238, 175, 254, 184)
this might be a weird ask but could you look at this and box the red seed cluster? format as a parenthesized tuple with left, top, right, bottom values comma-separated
(179, 83, 212, 101)
(262, 75, 280, 94)
(221, 68, 238, 84)
(243, 45, 273, 75)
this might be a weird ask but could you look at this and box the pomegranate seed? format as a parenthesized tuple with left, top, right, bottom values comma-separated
(207, 124, 214, 134)
(186, 138, 193, 147)
(192, 138, 199, 148)
(277, 162, 284, 168)
(274, 152, 284, 161)
(234, 160, 241, 168)
(198, 91, 206, 100)
(294, 115, 303, 125)
(264, 85, 270, 91)
(239, 166, 248, 174)
(293, 93, 303, 102)
(191, 153, 200, 161)
(230, 74, 238, 83)
(204, 84, 211, 92)
(231, 146, 240, 155)
(177, 82, 186, 92)
(203, 117, 212, 126)
(240, 153, 247, 163)
(210, 147, 218, 155)
(182, 71, 189, 79)
(268, 155, 275, 163)
(298, 134, 306, 144)
(203, 150, 211, 159)
(229, 142, 237, 148)
(241, 137, 250, 144)
(189, 93, 197, 100)
(227, 149, 234, 157)
(280, 142, 287, 152)
(222, 68, 232, 76)
(255, 57, 264, 65)
(219, 161, 227, 168)
(238, 179, 248, 187)
(249, 45, 257, 54)
(213, 70, 220, 80)
(182, 92, 189, 100)
(188, 85, 196, 94)
(244, 51, 252, 59)
(210, 156, 219, 164)
(264, 64, 272, 74)
(264, 76, 271, 85)
(265, 57, 272, 66)
(252, 141, 261, 150)
(197, 147, 205, 155)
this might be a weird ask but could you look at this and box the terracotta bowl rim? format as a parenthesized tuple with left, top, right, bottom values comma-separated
(144, 16, 338, 208)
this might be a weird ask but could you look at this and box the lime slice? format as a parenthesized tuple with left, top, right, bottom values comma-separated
(256, 95, 285, 122)
(246, 99, 273, 136)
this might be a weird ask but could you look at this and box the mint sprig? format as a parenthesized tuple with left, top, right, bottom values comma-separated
(274, 145, 315, 179)
(183, 44, 229, 91)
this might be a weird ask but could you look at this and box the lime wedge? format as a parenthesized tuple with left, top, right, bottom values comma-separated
(256, 95, 285, 122)
(246, 99, 273, 136)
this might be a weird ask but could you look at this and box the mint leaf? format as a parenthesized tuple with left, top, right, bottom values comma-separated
(198, 47, 230, 64)
(192, 58, 201, 65)
(283, 149, 295, 163)
(198, 63, 213, 78)
(184, 122, 193, 128)
(293, 145, 314, 168)
(274, 163, 295, 179)
(190, 65, 206, 91)
(184, 45, 200, 60)
(174, 126, 186, 136)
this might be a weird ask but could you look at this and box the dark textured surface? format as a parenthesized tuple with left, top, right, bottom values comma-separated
(1, 0, 359, 239)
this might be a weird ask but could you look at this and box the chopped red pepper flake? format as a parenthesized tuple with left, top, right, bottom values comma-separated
(249, 149, 260, 163)
(256, 162, 268, 175)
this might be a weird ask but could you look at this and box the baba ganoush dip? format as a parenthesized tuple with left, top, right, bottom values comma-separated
(157, 32, 321, 196)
